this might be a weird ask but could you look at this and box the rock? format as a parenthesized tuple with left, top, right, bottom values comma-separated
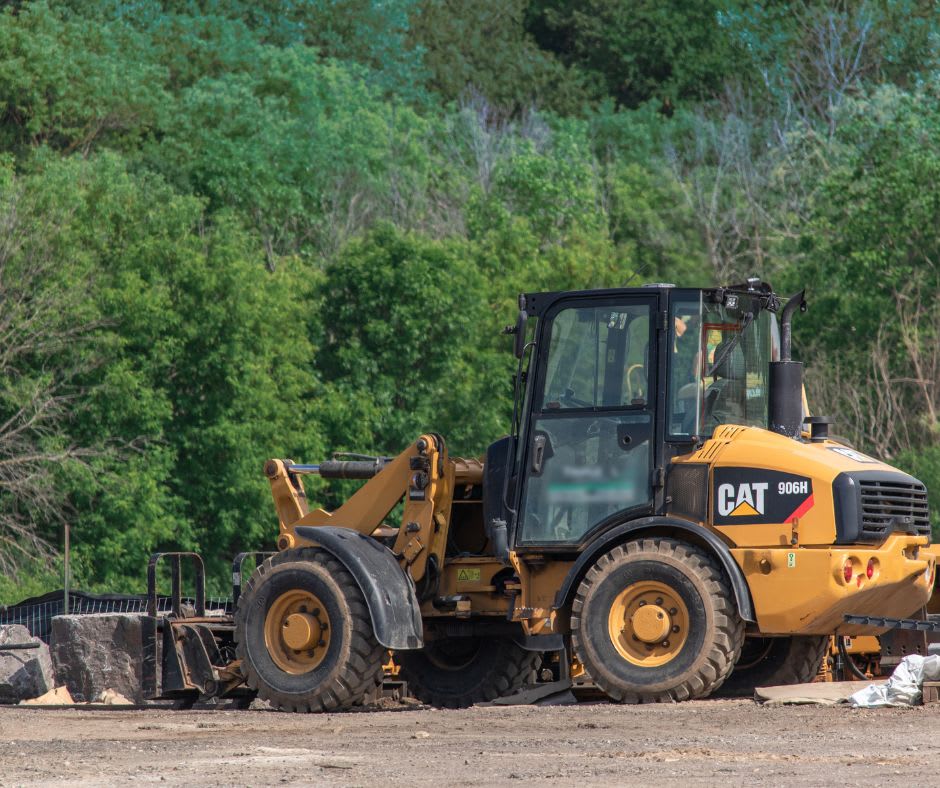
(20, 685, 74, 705)
(0, 625, 54, 703)
(98, 688, 133, 705)
(50, 613, 145, 703)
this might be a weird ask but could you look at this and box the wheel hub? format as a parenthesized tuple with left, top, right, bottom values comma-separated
(608, 580, 690, 667)
(282, 612, 322, 651)
(630, 604, 671, 643)
(264, 589, 331, 674)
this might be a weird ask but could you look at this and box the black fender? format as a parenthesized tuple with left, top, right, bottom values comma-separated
(553, 516, 755, 622)
(294, 525, 424, 650)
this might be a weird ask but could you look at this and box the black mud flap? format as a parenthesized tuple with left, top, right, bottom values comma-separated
(481, 679, 577, 706)
(295, 526, 424, 650)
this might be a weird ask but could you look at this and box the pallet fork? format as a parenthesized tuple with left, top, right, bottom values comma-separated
(141, 551, 270, 707)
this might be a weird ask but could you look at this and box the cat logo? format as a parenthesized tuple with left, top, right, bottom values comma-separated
(717, 482, 768, 517)
(713, 468, 814, 526)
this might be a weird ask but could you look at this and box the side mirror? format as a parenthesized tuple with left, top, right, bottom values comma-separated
(514, 309, 528, 359)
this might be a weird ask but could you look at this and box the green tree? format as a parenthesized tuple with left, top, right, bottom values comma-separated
(721, 1, 939, 131)
(409, 0, 585, 114)
(788, 84, 940, 531)
(315, 225, 508, 464)
(21, 152, 327, 590)
(526, 0, 747, 108)
(0, 2, 167, 156)
(0, 157, 101, 575)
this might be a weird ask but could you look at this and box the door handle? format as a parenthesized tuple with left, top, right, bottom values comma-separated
(531, 433, 548, 475)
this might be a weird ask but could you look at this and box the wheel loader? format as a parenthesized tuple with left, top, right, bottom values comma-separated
(149, 279, 936, 710)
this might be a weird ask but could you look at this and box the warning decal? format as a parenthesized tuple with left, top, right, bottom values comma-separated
(713, 468, 814, 526)
(827, 446, 877, 464)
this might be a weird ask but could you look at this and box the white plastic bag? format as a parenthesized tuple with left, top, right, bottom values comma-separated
(848, 654, 940, 707)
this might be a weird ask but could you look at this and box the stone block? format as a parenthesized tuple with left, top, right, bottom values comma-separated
(0, 624, 55, 703)
(50, 613, 145, 703)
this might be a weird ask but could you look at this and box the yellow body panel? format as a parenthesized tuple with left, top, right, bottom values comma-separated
(686, 425, 905, 547)
(734, 535, 932, 634)
(677, 425, 935, 635)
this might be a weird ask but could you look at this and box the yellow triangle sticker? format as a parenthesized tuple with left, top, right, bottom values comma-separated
(730, 501, 760, 517)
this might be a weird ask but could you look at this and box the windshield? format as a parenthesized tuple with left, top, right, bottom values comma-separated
(668, 293, 774, 437)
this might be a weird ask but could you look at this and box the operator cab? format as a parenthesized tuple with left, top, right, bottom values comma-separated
(485, 280, 782, 552)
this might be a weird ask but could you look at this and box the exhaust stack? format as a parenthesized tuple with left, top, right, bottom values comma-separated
(769, 291, 806, 439)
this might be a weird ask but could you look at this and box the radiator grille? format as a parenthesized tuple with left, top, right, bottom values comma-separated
(666, 463, 709, 523)
(859, 479, 930, 541)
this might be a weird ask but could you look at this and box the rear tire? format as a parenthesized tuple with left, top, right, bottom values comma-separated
(717, 635, 829, 697)
(572, 537, 744, 703)
(395, 636, 538, 708)
(235, 548, 385, 712)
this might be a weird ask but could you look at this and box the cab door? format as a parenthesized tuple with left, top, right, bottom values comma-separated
(517, 297, 657, 546)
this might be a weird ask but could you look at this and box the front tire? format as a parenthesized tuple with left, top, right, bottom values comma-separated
(572, 537, 744, 703)
(395, 636, 538, 708)
(234, 548, 385, 712)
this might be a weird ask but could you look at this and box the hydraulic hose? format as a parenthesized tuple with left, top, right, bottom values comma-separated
(837, 635, 870, 681)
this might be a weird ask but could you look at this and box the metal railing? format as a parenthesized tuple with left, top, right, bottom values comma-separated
(0, 590, 232, 644)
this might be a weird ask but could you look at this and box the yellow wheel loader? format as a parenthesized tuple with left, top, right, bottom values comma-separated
(149, 280, 935, 710)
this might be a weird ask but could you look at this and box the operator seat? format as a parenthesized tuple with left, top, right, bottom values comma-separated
(704, 340, 746, 427)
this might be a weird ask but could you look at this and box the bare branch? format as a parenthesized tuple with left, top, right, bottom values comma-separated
(0, 175, 103, 572)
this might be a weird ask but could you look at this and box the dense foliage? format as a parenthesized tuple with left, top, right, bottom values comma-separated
(0, 0, 937, 599)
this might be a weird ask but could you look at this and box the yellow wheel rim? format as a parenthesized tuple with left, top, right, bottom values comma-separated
(264, 589, 331, 674)
(608, 580, 689, 667)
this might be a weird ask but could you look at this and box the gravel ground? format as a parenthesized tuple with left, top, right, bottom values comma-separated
(0, 698, 937, 786)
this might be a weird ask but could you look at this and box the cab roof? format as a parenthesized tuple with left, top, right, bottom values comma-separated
(521, 280, 777, 317)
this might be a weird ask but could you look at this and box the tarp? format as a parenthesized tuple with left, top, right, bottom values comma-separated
(848, 654, 940, 707)
(754, 655, 940, 707)
(755, 680, 881, 706)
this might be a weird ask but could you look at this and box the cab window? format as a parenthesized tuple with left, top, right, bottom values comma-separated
(540, 305, 650, 410)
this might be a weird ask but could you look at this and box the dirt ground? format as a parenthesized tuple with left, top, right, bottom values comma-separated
(0, 698, 938, 786)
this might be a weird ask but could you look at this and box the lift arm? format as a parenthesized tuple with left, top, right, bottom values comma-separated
(264, 434, 456, 583)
